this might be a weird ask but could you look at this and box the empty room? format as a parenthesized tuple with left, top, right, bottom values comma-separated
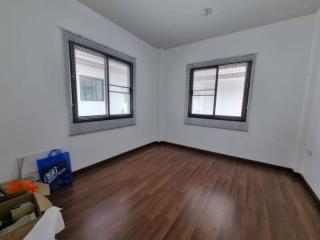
(1, 0, 320, 239)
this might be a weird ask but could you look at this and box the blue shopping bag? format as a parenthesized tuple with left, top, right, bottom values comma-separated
(37, 149, 73, 191)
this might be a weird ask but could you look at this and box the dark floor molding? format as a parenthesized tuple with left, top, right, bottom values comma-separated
(73, 140, 320, 211)
(73, 141, 158, 176)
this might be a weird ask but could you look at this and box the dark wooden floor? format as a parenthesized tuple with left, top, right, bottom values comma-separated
(51, 143, 320, 240)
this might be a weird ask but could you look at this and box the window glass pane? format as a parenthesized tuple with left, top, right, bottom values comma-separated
(109, 59, 130, 87)
(215, 63, 248, 117)
(74, 45, 106, 117)
(193, 68, 216, 90)
(109, 85, 130, 93)
(109, 58, 131, 115)
(191, 68, 216, 115)
(191, 96, 214, 115)
(109, 92, 130, 115)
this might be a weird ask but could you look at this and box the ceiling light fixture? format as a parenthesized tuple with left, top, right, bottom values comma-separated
(201, 8, 213, 16)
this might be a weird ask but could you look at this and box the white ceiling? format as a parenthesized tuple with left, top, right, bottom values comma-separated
(78, 0, 320, 49)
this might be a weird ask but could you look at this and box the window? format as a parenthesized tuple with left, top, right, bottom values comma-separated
(185, 55, 255, 131)
(69, 43, 133, 123)
(63, 30, 136, 135)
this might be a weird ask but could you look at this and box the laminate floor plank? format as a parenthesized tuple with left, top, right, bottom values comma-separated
(51, 144, 320, 240)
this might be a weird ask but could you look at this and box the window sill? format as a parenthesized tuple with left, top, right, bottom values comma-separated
(184, 117, 248, 132)
(70, 117, 136, 136)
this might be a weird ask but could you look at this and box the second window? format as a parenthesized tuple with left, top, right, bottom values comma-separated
(189, 61, 252, 122)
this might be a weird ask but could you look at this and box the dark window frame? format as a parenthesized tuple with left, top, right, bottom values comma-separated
(69, 41, 134, 123)
(188, 60, 253, 122)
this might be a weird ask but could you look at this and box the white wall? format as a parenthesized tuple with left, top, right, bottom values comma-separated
(0, 0, 319, 196)
(0, 0, 159, 182)
(159, 15, 316, 168)
(299, 9, 320, 197)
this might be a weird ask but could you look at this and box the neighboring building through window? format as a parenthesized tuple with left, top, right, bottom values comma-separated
(185, 55, 256, 131)
(80, 76, 105, 102)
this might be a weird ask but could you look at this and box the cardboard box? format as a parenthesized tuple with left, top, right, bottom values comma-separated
(0, 181, 50, 197)
(0, 192, 53, 240)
